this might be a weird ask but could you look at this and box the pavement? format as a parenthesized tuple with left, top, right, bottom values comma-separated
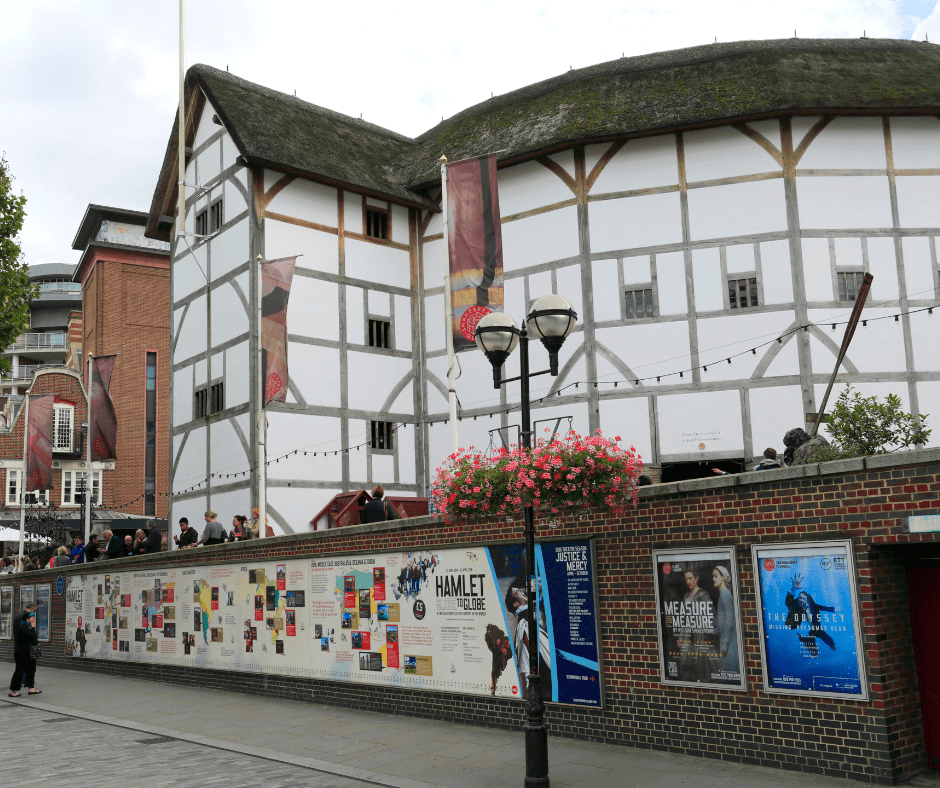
(0, 662, 909, 788)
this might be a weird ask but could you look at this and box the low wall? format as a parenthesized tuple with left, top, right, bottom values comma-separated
(3, 448, 939, 785)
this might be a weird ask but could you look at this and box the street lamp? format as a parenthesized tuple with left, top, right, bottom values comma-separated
(474, 294, 577, 788)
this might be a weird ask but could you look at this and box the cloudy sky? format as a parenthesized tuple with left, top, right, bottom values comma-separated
(1, 0, 938, 270)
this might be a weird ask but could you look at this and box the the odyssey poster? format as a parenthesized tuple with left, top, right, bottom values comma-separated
(652, 547, 746, 690)
(752, 540, 868, 699)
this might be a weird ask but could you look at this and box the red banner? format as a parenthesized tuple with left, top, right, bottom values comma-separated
(446, 154, 504, 351)
(90, 355, 118, 461)
(25, 394, 54, 490)
(261, 256, 297, 405)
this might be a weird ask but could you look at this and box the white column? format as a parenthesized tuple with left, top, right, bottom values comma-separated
(439, 157, 459, 454)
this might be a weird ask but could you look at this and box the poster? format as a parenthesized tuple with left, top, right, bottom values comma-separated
(652, 547, 746, 690)
(0, 586, 12, 639)
(62, 542, 603, 707)
(36, 585, 52, 642)
(752, 540, 868, 699)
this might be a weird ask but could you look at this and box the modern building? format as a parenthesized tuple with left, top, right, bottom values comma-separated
(0, 263, 82, 397)
(146, 38, 940, 534)
(72, 205, 172, 518)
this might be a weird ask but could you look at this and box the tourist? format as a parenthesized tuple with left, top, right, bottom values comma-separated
(0, 557, 13, 574)
(51, 546, 70, 568)
(249, 507, 272, 538)
(131, 529, 148, 555)
(142, 519, 163, 554)
(198, 510, 225, 546)
(230, 515, 249, 542)
(101, 530, 123, 560)
(712, 448, 781, 476)
(8, 609, 40, 698)
(83, 534, 101, 563)
(361, 485, 400, 524)
(174, 518, 198, 549)
(69, 535, 85, 564)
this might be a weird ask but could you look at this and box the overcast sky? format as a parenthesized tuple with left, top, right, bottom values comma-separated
(1, 0, 938, 270)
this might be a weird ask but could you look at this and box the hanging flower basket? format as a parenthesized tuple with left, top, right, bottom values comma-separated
(430, 430, 642, 527)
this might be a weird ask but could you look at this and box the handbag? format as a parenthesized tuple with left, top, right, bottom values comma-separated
(29, 643, 42, 659)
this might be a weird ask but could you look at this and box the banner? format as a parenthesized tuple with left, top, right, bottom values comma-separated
(25, 394, 54, 490)
(90, 355, 118, 461)
(0, 587, 12, 639)
(752, 540, 867, 699)
(445, 154, 504, 351)
(64, 540, 604, 708)
(652, 547, 746, 690)
(36, 584, 52, 642)
(261, 256, 297, 405)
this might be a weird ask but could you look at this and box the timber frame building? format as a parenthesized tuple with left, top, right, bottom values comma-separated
(146, 38, 940, 533)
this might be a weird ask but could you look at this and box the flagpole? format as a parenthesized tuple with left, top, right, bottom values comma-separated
(439, 156, 459, 453)
(85, 353, 93, 547)
(256, 254, 266, 539)
(18, 393, 30, 565)
(178, 0, 186, 231)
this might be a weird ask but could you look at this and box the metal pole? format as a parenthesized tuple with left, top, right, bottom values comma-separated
(178, 0, 186, 232)
(18, 394, 30, 565)
(256, 254, 266, 539)
(85, 353, 93, 546)
(519, 328, 549, 787)
(439, 156, 459, 453)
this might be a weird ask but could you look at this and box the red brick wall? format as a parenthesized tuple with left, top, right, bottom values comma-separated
(3, 453, 939, 784)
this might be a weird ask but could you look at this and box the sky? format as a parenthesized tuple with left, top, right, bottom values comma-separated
(1, 0, 938, 270)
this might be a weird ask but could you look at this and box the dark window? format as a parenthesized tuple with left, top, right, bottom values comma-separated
(729, 277, 759, 309)
(145, 352, 157, 516)
(210, 199, 223, 233)
(837, 271, 865, 302)
(365, 208, 389, 240)
(368, 319, 391, 349)
(371, 421, 393, 451)
(194, 388, 208, 419)
(210, 382, 224, 414)
(625, 289, 654, 319)
(195, 209, 208, 237)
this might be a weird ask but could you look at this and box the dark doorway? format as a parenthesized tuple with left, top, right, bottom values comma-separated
(660, 459, 746, 484)
(908, 557, 940, 770)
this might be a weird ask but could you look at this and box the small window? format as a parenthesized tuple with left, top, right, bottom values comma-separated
(63, 471, 102, 507)
(195, 383, 223, 418)
(368, 319, 391, 349)
(365, 208, 389, 240)
(194, 388, 208, 419)
(6, 471, 48, 506)
(195, 209, 208, 237)
(625, 288, 654, 319)
(53, 405, 74, 452)
(371, 421, 394, 451)
(210, 198, 223, 233)
(729, 277, 759, 309)
(837, 271, 866, 302)
(210, 382, 224, 414)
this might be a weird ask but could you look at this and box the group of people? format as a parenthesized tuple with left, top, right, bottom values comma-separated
(173, 508, 266, 548)
(396, 554, 437, 597)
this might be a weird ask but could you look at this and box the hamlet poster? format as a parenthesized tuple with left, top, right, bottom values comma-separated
(652, 547, 746, 690)
(752, 540, 867, 699)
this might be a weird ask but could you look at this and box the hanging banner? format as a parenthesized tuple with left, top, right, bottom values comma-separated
(752, 540, 868, 699)
(25, 394, 54, 490)
(652, 547, 746, 690)
(90, 354, 118, 461)
(445, 154, 504, 352)
(261, 256, 297, 405)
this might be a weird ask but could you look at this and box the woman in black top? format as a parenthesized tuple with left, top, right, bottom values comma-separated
(9, 610, 40, 697)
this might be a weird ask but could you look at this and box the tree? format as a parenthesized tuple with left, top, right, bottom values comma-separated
(822, 384, 931, 457)
(0, 155, 36, 375)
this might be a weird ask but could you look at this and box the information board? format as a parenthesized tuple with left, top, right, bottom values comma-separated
(0, 586, 12, 639)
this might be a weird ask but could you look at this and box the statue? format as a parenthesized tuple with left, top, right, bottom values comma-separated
(783, 427, 830, 466)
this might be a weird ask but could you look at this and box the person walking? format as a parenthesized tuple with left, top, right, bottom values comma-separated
(9, 609, 40, 697)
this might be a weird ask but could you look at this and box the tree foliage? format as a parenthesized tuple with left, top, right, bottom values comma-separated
(0, 155, 36, 375)
(823, 384, 931, 458)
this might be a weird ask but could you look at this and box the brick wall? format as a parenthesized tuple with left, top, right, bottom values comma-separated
(3, 449, 939, 784)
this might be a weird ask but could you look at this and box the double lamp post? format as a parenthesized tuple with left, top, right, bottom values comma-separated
(473, 294, 578, 788)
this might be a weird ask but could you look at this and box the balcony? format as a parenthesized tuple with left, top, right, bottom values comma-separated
(0, 363, 69, 389)
(6, 332, 66, 352)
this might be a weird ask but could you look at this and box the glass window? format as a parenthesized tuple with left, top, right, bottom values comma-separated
(368, 319, 391, 349)
(728, 277, 759, 309)
(837, 271, 865, 302)
(625, 289, 654, 319)
(53, 405, 74, 451)
(365, 208, 389, 240)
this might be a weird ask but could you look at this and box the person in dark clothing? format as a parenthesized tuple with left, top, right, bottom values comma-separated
(142, 520, 163, 553)
(361, 486, 401, 524)
(101, 530, 123, 560)
(9, 611, 40, 697)
(174, 518, 198, 549)
(712, 448, 782, 476)
(84, 535, 100, 563)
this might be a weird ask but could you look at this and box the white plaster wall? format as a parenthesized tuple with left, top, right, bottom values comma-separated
(797, 118, 887, 170)
(902, 237, 938, 299)
(725, 244, 754, 274)
(368, 289, 389, 315)
(173, 368, 192, 425)
(427, 421, 452, 477)
(424, 210, 443, 238)
(194, 359, 207, 389)
(890, 117, 940, 169)
(834, 238, 864, 269)
(587, 135, 678, 194)
(266, 179, 338, 227)
(197, 140, 221, 184)
(692, 247, 722, 312)
(895, 176, 940, 228)
(205, 488, 251, 527)
(266, 412, 343, 481)
(808, 308, 906, 373)
(597, 395, 651, 462)
(749, 385, 803, 452)
(344, 192, 363, 232)
(504, 277, 526, 322)
(554, 264, 583, 324)
(655, 252, 687, 315)
(398, 427, 417, 485)
(547, 150, 575, 180)
(592, 259, 621, 322)
(224, 341, 250, 407)
(749, 120, 782, 152)
(529, 401, 590, 446)
(498, 160, 575, 216)
(527, 270, 551, 306)
(267, 220, 339, 276)
(623, 256, 651, 286)
(387, 380, 415, 418)
(797, 177, 893, 229)
(867, 237, 900, 301)
(424, 294, 444, 353)
(347, 285, 364, 345)
(391, 205, 410, 245)
(290, 276, 339, 341)
(422, 238, 445, 292)
(915, 382, 940, 447)
(759, 240, 794, 304)
(372, 454, 394, 486)
(761, 336, 800, 378)
(272, 487, 338, 533)
(684, 125, 781, 182)
(221, 134, 239, 170)
(347, 354, 413, 413)
(697, 311, 796, 381)
(394, 295, 412, 352)
(802, 238, 834, 301)
(345, 239, 410, 289)
(657, 390, 744, 456)
(596, 322, 690, 385)
(174, 426, 207, 493)
(192, 99, 220, 150)
(288, 344, 341, 407)
(210, 281, 248, 346)
(223, 180, 247, 225)
(347, 419, 368, 482)
(589, 193, 682, 253)
(211, 419, 248, 474)
(174, 244, 207, 301)
(502, 207, 579, 270)
(909, 309, 940, 372)
(688, 179, 787, 240)
(174, 296, 206, 362)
